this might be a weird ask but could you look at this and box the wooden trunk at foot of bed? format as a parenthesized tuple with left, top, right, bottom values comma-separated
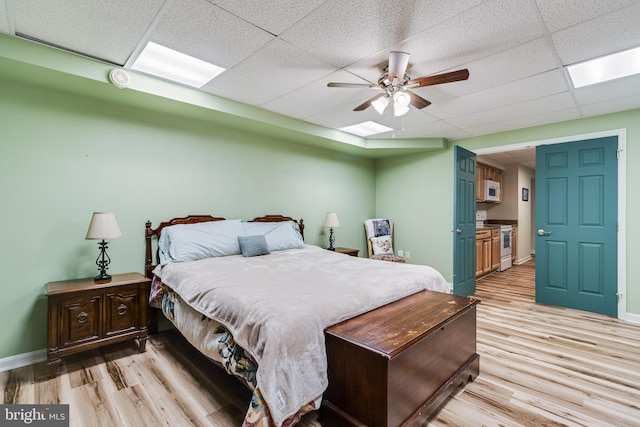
(322, 290, 480, 427)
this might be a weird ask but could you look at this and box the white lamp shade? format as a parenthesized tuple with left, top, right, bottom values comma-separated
(393, 91, 410, 107)
(324, 212, 340, 228)
(86, 212, 122, 240)
(371, 96, 389, 115)
(393, 91, 411, 116)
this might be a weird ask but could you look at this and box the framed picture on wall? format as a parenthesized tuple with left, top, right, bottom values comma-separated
(522, 188, 529, 201)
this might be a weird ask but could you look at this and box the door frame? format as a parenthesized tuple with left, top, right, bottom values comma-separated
(472, 128, 627, 320)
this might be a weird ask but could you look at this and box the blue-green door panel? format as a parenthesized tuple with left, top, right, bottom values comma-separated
(535, 137, 617, 316)
(454, 146, 476, 297)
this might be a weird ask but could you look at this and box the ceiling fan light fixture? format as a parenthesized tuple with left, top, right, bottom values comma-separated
(371, 96, 389, 114)
(393, 91, 411, 116)
(393, 91, 410, 107)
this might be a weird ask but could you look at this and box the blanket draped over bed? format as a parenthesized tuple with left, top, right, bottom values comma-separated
(153, 244, 450, 426)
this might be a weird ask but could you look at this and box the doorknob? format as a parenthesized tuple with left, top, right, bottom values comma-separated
(537, 229, 552, 236)
(456, 228, 463, 235)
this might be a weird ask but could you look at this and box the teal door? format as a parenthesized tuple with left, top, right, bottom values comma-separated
(535, 137, 618, 316)
(453, 146, 476, 296)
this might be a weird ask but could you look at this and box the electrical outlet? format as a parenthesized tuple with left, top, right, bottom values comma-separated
(405, 251, 411, 259)
(397, 249, 403, 257)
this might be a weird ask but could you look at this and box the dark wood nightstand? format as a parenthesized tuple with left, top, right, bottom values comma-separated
(334, 247, 359, 257)
(46, 272, 150, 378)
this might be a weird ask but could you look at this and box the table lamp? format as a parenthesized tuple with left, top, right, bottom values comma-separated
(324, 212, 340, 251)
(86, 212, 121, 282)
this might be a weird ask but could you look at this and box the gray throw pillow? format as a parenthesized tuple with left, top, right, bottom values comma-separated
(238, 235, 270, 257)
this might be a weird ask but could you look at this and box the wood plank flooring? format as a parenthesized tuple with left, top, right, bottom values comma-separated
(2, 260, 639, 426)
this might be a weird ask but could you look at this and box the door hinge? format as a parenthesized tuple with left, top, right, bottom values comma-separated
(616, 293, 623, 303)
(617, 148, 623, 159)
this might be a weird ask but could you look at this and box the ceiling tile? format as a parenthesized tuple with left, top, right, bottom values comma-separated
(551, 2, 640, 65)
(573, 74, 640, 105)
(13, 0, 165, 65)
(151, 0, 274, 69)
(465, 107, 582, 137)
(279, 0, 485, 69)
(262, 70, 377, 119)
(428, 70, 568, 120)
(448, 92, 575, 129)
(580, 95, 640, 117)
(404, 38, 561, 105)
(536, 0, 640, 32)
(209, 0, 327, 35)
(201, 39, 336, 105)
(394, 0, 544, 76)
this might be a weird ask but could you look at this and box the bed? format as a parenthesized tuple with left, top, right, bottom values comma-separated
(144, 214, 478, 427)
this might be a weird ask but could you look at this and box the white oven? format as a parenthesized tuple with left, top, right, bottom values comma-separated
(497, 225, 512, 271)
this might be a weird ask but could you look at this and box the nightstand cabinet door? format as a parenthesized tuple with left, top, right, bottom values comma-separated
(104, 285, 140, 337)
(59, 292, 101, 348)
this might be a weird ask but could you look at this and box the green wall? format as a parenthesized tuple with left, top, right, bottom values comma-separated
(0, 77, 375, 360)
(376, 109, 640, 317)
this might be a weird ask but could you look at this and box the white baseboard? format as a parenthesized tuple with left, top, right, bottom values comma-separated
(0, 349, 47, 372)
(625, 312, 640, 324)
(514, 255, 532, 265)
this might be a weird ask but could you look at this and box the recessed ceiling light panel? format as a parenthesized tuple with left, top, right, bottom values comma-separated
(340, 121, 393, 137)
(132, 42, 225, 88)
(567, 46, 640, 88)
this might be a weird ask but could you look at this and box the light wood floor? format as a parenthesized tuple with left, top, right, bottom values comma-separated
(2, 260, 640, 426)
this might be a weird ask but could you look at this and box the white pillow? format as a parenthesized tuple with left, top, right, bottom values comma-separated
(371, 235, 393, 255)
(159, 219, 243, 264)
(242, 221, 304, 251)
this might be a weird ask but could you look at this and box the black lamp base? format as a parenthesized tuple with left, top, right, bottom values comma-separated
(94, 240, 113, 283)
(328, 227, 336, 251)
(94, 272, 112, 283)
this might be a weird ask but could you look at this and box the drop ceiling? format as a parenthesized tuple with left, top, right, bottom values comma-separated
(1, 0, 640, 143)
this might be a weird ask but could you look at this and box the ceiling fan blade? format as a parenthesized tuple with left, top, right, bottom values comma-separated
(408, 91, 431, 109)
(353, 93, 385, 111)
(327, 82, 378, 89)
(409, 69, 470, 88)
(388, 51, 410, 82)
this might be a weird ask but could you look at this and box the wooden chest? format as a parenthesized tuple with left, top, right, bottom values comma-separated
(323, 290, 480, 426)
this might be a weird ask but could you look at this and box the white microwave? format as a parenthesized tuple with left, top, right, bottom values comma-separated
(484, 180, 500, 202)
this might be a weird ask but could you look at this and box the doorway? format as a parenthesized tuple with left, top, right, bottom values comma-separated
(472, 129, 626, 319)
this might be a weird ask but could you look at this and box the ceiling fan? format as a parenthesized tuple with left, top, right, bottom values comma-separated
(327, 51, 469, 116)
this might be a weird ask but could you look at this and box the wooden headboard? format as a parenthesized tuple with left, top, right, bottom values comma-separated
(144, 214, 305, 279)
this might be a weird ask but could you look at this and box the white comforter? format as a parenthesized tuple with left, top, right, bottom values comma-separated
(153, 244, 449, 426)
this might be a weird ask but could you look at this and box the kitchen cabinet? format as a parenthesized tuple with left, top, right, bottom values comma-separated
(476, 229, 493, 277)
(475, 238, 483, 277)
(477, 228, 502, 278)
(476, 163, 487, 201)
(491, 229, 501, 270)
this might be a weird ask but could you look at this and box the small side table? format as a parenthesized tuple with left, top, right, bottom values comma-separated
(46, 272, 150, 378)
(334, 247, 359, 257)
